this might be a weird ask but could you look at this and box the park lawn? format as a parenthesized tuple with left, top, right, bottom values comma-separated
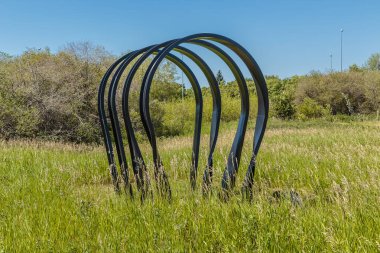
(0, 120, 379, 252)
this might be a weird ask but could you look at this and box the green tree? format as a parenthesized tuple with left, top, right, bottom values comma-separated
(267, 76, 298, 119)
(154, 60, 178, 83)
(365, 53, 380, 70)
(0, 51, 12, 61)
(215, 70, 225, 85)
(349, 64, 363, 72)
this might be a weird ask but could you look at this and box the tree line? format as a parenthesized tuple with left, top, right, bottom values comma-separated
(0, 43, 379, 143)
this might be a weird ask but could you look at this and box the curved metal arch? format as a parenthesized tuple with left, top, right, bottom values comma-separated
(173, 45, 221, 191)
(137, 45, 202, 197)
(141, 33, 269, 198)
(107, 47, 155, 198)
(100, 41, 222, 196)
(98, 45, 166, 196)
(108, 43, 205, 198)
(121, 44, 221, 191)
(141, 37, 249, 194)
(188, 40, 249, 193)
(98, 51, 138, 194)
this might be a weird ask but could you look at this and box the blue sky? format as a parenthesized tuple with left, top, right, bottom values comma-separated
(1, 0, 380, 83)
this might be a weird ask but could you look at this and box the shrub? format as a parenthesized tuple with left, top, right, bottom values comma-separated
(297, 97, 330, 120)
(0, 46, 180, 142)
(295, 71, 379, 115)
(267, 76, 298, 119)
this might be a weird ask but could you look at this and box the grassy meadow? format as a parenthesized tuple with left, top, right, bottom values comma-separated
(0, 119, 379, 252)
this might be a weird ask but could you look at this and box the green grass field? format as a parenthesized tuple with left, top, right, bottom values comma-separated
(1, 120, 379, 252)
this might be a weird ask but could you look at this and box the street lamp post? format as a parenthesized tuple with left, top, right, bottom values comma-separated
(340, 29, 344, 72)
(181, 53, 184, 101)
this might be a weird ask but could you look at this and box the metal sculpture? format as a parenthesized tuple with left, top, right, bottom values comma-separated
(98, 33, 269, 201)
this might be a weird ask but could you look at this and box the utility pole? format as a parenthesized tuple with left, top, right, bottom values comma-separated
(181, 53, 184, 101)
(330, 53, 333, 72)
(340, 28, 344, 72)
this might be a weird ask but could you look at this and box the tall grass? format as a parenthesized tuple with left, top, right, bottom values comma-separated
(0, 120, 379, 252)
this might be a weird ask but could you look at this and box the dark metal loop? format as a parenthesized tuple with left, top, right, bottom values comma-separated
(123, 43, 221, 191)
(98, 52, 136, 194)
(107, 42, 202, 197)
(101, 40, 223, 197)
(187, 40, 249, 191)
(141, 33, 268, 196)
(107, 41, 221, 196)
(98, 33, 269, 200)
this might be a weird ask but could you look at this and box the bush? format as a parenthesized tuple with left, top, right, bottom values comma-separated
(0, 46, 180, 142)
(272, 94, 296, 119)
(2, 45, 380, 143)
(295, 71, 380, 115)
(297, 98, 330, 120)
(267, 76, 298, 119)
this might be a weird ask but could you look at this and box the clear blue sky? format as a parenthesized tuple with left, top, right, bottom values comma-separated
(1, 0, 380, 82)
